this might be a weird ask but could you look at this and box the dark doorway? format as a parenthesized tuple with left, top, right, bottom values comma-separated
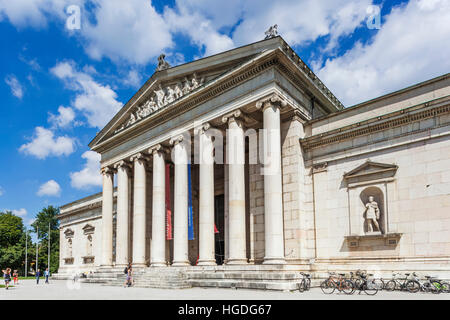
(214, 194, 225, 265)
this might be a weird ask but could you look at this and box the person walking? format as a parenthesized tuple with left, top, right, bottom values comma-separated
(127, 266, 133, 287)
(2, 268, 11, 290)
(13, 270, 18, 285)
(36, 269, 40, 284)
(123, 263, 132, 287)
(44, 268, 50, 284)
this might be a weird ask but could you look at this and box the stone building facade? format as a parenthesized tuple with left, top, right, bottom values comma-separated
(57, 36, 450, 285)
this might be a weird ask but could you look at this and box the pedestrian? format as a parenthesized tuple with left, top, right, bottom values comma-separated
(36, 269, 40, 284)
(44, 268, 50, 284)
(127, 266, 133, 287)
(123, 263, 131, 287)
(2, 268, 11, 290)
(13, 270, 18, 285)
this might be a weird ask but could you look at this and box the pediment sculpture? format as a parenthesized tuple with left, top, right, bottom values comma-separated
(115, 73, 205, 133)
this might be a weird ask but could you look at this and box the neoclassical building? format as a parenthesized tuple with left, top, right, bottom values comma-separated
(57, 35, 450, 289)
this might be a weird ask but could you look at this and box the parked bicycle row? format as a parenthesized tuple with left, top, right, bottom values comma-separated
(296, 270, 450, 295)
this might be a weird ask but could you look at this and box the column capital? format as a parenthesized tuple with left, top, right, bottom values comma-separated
(113, 160, 132, 171)
(148, 144, 169, 155)
(194, 122, 214, 135)
(255, 93, 288, 111)
(101, 166, 116, 175)
(130, 152, 150, 163)
(169, 134, 184, 146)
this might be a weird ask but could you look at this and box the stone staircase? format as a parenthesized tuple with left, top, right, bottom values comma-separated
(107, 268, 192, 289)
(186, 270, 321, 291)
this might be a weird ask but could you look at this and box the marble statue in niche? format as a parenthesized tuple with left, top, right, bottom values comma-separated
(364, 196, 381, 234)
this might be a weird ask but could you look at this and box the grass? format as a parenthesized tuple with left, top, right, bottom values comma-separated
(0, 285, 14, 288)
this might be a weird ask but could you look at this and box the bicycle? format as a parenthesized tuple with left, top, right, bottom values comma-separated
(352, 273, 379, 295)
(320, 272, 354, 294)
(416, 274, 450, 294)
(385, 273, 420, 293)
(298, 272, 311, 292)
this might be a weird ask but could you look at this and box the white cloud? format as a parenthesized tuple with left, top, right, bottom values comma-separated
(37, 179, 61, 197)
(82, 0, 174, 64)
(165, 0, 371, 56)
(51, 61, 123, 128)
(316, 0, 450, 106)
(48, 105, 76, 128)
(70, 151, 102, 189)
(19, 126, 75, 159)
(122, 69, 143, 88)
(11, 208, 27, 217)
(5, 74, 24, 99)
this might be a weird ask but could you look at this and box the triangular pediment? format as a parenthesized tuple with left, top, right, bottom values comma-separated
(344, 160, 398, 179)
(89, 36, 344, 152)
(89, 39, 280, 149)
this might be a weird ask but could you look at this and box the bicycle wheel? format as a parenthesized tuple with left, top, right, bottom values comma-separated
(373, 278, 384, 290)
(385, 280, 396, 291)
(298, 279, 305, 292)
(305, 278, 311, 291)
(440, 282, 450, 293)
(364, 279, 379, 295)
(342, 280, 355, 295)
(320, 279, 335, 294)
(354, 278, 363, 291)
(406, 280, 420, 293)
(430, 281, 442, 294)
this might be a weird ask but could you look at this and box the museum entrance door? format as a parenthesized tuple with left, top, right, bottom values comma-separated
(214, 194, 225, 265)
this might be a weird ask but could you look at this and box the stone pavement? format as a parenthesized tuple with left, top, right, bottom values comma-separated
(1, 279, 449, 300)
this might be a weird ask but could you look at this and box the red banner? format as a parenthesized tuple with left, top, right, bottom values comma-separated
(165, 164, 172, 240)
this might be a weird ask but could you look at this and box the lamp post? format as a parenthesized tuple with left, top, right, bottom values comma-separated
(36, 226, 39, 274)
(25, 229, 28, 277)
(48, 222, 51, 273)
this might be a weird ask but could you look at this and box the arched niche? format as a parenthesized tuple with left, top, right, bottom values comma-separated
(360, 186, 385, 234)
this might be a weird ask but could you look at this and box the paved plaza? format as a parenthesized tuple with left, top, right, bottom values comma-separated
(1, 279, 449, 300)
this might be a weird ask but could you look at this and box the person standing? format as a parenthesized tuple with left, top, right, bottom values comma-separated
(13, 270, 18, 285)
(2, 268, 11, 290)
(36, 269, 40, 284)
(44, 268, 50, 284)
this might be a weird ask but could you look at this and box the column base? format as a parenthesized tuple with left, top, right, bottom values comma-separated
(226, 258, 248, 265)
(172, 261, 191, 267)
(262, 257, 286, 265)
(132, 263, 147, 268)
(150, 261, 168, 267)
(197, 259, 217, 266)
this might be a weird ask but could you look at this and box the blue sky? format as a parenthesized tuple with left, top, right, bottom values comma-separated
(0, 0, 449, 229)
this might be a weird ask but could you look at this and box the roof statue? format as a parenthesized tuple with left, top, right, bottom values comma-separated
(156, 53, 171, 72)
(264, 24, 278, 39)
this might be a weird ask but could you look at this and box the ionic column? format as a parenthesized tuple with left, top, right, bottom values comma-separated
(222, 110, 247, 264)
(130, 153, 148, 268)
(170, 135, 190, 266)
(197, 123, 216, 266)
(149, 144, 167, 267)
(114, 160, 131, 267)
(256, 94, 287, 264)
(101, 167, 114, 267)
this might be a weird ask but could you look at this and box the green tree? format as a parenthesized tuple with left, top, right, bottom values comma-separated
(0, 211, 28, 273)
(31, 206, 60, 273)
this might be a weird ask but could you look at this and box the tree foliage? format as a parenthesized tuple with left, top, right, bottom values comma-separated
(0, 206, 60, 274)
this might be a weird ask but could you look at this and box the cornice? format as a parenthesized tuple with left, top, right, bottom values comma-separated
(301, 100, 450, 150)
